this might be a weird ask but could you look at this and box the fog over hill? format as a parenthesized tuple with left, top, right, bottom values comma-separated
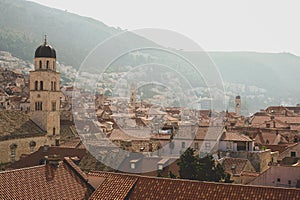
(0, 0, 300, 114)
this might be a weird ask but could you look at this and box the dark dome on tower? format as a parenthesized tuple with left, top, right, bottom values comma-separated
(34, 36, 56, 58)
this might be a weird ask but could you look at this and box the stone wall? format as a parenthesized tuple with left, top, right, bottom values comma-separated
(0, 136, 52, 164)
(220, 149, 272, 172)
(250, 166, 300, 188)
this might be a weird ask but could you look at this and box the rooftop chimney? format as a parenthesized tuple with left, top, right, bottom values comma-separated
(45, 155, 60, 181)
(45, 154, 61, 168)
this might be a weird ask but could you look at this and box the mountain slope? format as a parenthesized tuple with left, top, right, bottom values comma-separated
(208, 52, 300, 96)
(1, 0, 300, 113)
(0, 0, 157, 67)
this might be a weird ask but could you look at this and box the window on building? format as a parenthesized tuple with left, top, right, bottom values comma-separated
(51, 101, 56, 111)
(277, 178, 281, 182)
(266, 123, 271, 128)
(30, 146, 34, 153)
(51, 81, 53, 91)
(39, 60, 42, 69)
(205, 142, 211, 150)
(46, 60, 49, 69)
(54, 82, 57, 91)
(29, 141, 36, 153)
(226, 142, 232, 150)
(34, 81, 38, 90)
(158, 164, 163, 170)
(40, 81, 43, 90)
(291, 151, 296, 157)
(35, 102, 43, 111)
(10, 143, 17, 163)
(194, 142, 199, 150)
(53, 61, 55, 70)
(53, 127, 56, 136)
(288, 180, 291, 185)
(130, 163, 135, 169)
(181, 142, 185, 149)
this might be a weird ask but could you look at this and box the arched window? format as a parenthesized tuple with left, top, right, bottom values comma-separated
(39, 60, 42, 69)
(34, 81, 38, 90)
(46, 60, 49, 69)
(29, 141, 36, 153)
(51, 81, 53, 91)
(40, 81, 43, 90)
(53, 61, 55, 70)
(53, 127, 56, 136)
(54, 82, 56, 91)
(35, 102, 43, 111)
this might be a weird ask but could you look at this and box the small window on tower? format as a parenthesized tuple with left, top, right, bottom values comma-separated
(39, 60, 42, 69)
(40, 81, 43, 90)
(52, 101, 56, 111)
(46, 60, 49, 69)
(53, 127, 56, 136)
(35, 81, 38, 90)
(35, 102, 43, 111)
(54, 82, 57, 91)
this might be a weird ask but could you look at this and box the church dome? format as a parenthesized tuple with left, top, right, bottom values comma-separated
(35, 37, 56, 58)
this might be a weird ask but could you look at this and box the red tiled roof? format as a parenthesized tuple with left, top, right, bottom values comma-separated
(89, 171, 300, 200)
(264, 144, 291, 153)
(117, 155, 178, 175)
(89, 172, 138, 200)
(221, 157, 255, 175)
(254, 131, 288, 145)
(0, 159, 94, 199)
(221, 132, 253, 142)
(109, 128, 151, 141)
(195, 126, 223, 140)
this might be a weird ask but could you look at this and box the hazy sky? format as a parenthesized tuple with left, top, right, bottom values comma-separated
(30, 0, 300, 55)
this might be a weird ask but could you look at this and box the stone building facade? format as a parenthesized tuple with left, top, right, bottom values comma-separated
(0, 38, 61, 165)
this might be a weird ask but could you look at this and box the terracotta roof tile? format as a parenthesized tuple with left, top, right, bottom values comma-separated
(195, 126, 223, 140)
(221, 132, 253, 142)
(89, 173, 138, 200)
(221, 158, 254, 175)
(0, 159, 94, 199)
(89, 171, 300, 200)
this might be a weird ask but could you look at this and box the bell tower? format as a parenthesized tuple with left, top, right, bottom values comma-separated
(130, 83, 137, 107)
(30, 36, 60, 145)
(235, 95, 241, 116)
